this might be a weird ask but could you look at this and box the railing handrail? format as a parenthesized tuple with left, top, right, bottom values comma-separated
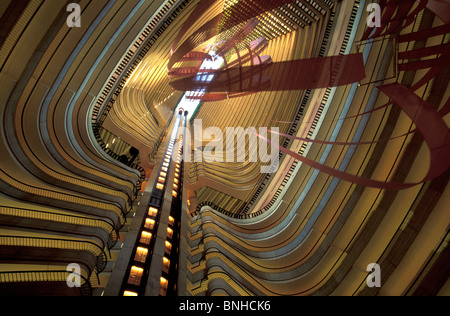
(0, 206, 115, 233)
(0, 206, 119, 250)
(92, 124, 146, 192)
(0, 235, 105, 256)
(0, 235, 108, 274)
(0, 270, 92, 296)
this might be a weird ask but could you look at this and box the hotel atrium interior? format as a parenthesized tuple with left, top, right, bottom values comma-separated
(0, 0, 449, 296)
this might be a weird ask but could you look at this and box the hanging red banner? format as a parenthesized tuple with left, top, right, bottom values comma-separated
(426, 0, 450, 23)
(361, 0, 428, 40)
(258, 83, 450, 190)
(170, 53, 366, 93)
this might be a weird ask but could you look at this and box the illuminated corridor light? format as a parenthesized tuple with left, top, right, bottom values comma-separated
(128, 266, 144, 286)
(140, 232, 152, 245)
(167, 227, 173, 239)
(144, 218, 155, 230)
(165, 241, 172, 254)
(134, 247, 149, 263)
(148, 207, 158, 217)
(160, 277, 168, 296)
(163, 257, 170, 274)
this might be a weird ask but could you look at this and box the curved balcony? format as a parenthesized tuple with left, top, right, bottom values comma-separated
(0, 271, 92, 296)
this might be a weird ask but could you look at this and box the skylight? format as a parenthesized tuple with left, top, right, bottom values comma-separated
(175, 51, 224, 120)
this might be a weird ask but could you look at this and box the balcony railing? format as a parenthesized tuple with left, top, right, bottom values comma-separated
(0, 236, 108, 275)
(0, 270, 92, 296)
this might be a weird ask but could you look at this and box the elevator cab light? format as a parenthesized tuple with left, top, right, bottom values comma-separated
(148, 207, 158, 217)
(165, 241, 172, 254)
(160, 277, 169, 296)
(123, 291, 138, 297)
(167, 227, 173, 239)
(140, 232, 152, 245)
(134, 247, 148, 263)
(128, 266, 144, 286)
(162, 257, 170, 274)
(144, 218, 155, 230)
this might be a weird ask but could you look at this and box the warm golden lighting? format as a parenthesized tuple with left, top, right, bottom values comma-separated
(168, 216, 175, 226)
(160, 172, 167, 177)
(174, 178, 179, 184)
(156, 183, 164, 190)
(162, 257, 170, 274)
(160, 277, 168, 296)
(144, 218, 155, 230)
(128, 266, 144, 286)
(172, 190, 177, 198)
(148, 207, 158, 217)
(140, 231, 152, 245)
(135, 247, 148, 263)
(123, 291, 138, 297)
(158, 177, 166, 183)
(173, 184, 178, 190)
(167, 227, 173, 239)
(161, 167, 168, 172)
(165, 241, 172, 254)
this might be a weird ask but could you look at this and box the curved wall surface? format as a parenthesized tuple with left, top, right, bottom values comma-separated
(0, 0, 448, 296)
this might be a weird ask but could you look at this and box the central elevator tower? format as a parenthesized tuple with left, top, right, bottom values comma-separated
(105, 109, 189, 296)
